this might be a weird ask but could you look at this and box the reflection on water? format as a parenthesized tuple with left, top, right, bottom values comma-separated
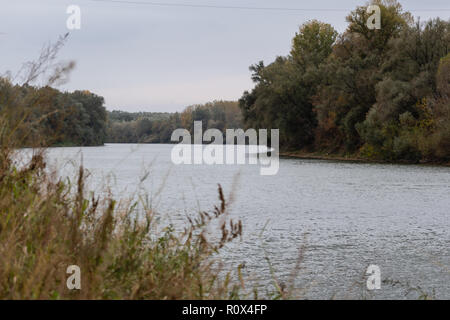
(43, 144, 450, 299)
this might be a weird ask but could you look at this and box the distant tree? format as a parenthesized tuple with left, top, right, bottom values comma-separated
(106, 101, 241, 144)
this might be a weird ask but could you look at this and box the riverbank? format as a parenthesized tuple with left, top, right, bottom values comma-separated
(280, 150, 450, 167)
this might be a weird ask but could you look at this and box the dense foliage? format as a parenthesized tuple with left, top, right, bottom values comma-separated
(0, 79, 107, 147)
(106, 100, 242, 143)
(108, 110, 172, 123)
(239, 0, 450, 162)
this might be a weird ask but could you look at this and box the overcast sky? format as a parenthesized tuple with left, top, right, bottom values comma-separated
(1, 0, 449, 112)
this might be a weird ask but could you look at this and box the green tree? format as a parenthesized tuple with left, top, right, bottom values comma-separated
(240, 20, 337, 149)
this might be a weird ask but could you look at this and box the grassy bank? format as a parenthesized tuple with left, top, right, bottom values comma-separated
(280, 150, 450, 167)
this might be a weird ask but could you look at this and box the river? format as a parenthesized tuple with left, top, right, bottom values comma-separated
(43, 143, 450, 299)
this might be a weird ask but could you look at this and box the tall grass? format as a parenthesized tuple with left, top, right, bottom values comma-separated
(0, 137, 246, 299)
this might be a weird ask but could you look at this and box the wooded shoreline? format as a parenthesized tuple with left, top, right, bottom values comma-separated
(280, 150, 450, 167)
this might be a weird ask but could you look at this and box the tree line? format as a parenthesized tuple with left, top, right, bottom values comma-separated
(2, 0, 448, 163)
(0, 78, 107, 147)
(106, 101, 242, 143)
(239, 0, 450, 162)
(0, 76, 242, 147)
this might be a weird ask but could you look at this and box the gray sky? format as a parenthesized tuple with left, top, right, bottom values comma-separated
(1, 0, 449, 112)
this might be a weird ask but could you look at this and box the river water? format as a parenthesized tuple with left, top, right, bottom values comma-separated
(43, 143, 450, 299)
